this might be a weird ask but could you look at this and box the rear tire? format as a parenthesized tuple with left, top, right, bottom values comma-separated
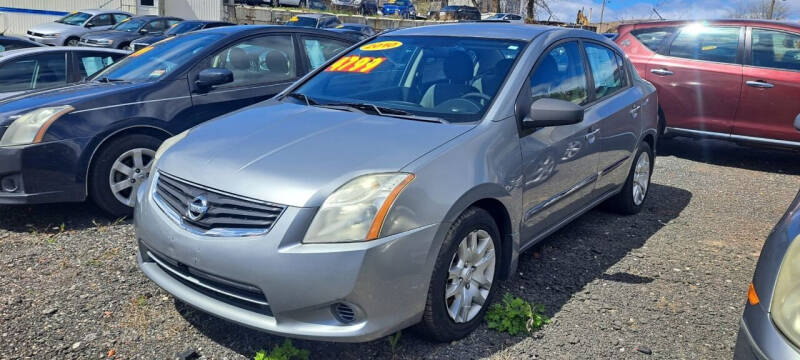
(89, 134, 162, 218)
(415, 207, 501, 342)
(605, 141, 653, 215)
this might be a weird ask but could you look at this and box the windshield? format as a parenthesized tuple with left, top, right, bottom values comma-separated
(91, 32, 223, 82)
(293, 36, 524, 123)
(112, 18, 146, 32)
(286, 17, 318, 27)
(56, 12, 91, 26)
(486, 13, 506, 19)
(166, 22, 204, 35)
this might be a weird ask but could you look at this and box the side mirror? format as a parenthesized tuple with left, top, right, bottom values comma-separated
(196, 68, 233, 89)
(523, 98, 584, 128)
(85, 22, 95, 28)
(794, 113, 800, 132)
(139, 28, 149, 35)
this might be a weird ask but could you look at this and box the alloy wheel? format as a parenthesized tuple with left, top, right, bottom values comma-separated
(67, 39, 79, 46)
(632, 151, 651, 206)
(108, 148, 155, 207)
(445, 229, 496, 323)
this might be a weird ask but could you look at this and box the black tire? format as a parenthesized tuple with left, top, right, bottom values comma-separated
(118, 42, 130, 50)
(89, 134, 162, 218)
(64, 37, 80, 46)
(605, 141, 653, 215)
(414, 207, 502, 342)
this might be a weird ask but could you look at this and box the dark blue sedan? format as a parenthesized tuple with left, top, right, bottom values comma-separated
(381, 0, 416, 18)
(0, 25, 356, 216)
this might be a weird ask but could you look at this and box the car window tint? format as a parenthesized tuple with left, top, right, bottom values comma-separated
(530, 42, 588, 105)
(0, 52, 67, 92)
(630, 28, 674, 52)
(302, 36, 350, 70)
(751, 29, 800, 71)
(210, 34, 297, 87)
(1, 40, 36, 52)
(113, 14, 130, 23)
(145, 20, 166, 32)
(585, 43, 626, 100)
(167, 19, 181, 27)
(669, 25, 740, 64)
(78, 53, 119, 79)
(91, 14, 114, 27)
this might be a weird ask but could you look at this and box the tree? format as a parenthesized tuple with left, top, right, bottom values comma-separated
(728, 0, 790, 20)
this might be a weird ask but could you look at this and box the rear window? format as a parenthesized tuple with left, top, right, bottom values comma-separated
(669, 25, 740, 64)
(630, 27, 674, 52)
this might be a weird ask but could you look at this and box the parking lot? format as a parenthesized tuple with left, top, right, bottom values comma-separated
(0, 136, 796, 359)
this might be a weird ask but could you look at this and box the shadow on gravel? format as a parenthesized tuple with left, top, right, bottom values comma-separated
(173, 182, 692, 360)
(0, 202, 124, 233)
(657, 136, 800, 175)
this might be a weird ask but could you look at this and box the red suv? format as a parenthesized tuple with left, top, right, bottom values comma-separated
(616, 20, 800, 147)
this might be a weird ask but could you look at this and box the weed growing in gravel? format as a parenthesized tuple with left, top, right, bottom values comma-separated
(253, 339, 309, 360)
(387, 330, 402, 359)
(486, 293, 549, 336)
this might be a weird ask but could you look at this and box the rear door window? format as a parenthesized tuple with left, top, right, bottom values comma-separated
(90, 14, 114, 27)
(751, 28, 800, 71)
(0, 52, 68, 92)
(630, 27, 674, 52)
(668, 25, 741, 64)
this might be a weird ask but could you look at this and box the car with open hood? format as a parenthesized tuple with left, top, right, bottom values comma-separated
(79, 16, 182, 50)
(134, 23, 658, 342)
(0, 25, 356, 216)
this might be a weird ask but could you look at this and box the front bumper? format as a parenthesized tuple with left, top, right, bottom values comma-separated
(135, 181, 441, 342)
(735, 303, 800, 359)
(0, 140, 86, 205)
(78, 40, 114, 48)
(27, 35, 63, 46)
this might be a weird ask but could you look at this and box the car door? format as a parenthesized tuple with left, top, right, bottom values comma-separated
(87, 14, 115, 31)
(646, 25, 743, 134)
(733, 27, 800, 143)
(0, 52, 68, 97)
(187, 33, 303, 127)
(519, 40, 600, 246)
(71, 50, 127, 81)
(582, 41, 642, 195)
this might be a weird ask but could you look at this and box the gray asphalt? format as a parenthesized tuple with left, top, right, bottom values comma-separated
(1, 136, 798, 359)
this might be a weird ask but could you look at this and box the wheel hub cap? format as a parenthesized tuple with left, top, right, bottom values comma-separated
(445, 229, 496, 323)
(632, 151, 651, 206)
(109, 148, 156, 207)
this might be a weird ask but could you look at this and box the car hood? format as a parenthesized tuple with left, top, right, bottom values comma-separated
(159, 102, 472, 207)
(0, 82, 147, 125)
(29, 22, 77, 34)
(134, 35, 167, 44)
(82, 30, 132, 40)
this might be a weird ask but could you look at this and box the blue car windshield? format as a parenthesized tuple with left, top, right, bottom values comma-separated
(113, 18, 147, 32)
(293, 36, 525, 123)
(166, 22, 204, 35)
(91, 33, 223, 82)
(56, 12, 91, 26)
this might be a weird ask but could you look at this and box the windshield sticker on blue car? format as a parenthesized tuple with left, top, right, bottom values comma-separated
(360, 41, 403, 51)
(326, 55, 386, 73)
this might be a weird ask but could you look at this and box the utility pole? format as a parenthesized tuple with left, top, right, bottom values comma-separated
(599, 0, 607, 33)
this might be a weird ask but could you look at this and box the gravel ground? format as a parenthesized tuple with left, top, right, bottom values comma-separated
(1, 137, 799, 360)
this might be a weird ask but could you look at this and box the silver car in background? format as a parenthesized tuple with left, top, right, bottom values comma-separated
(26, 9, 132, 47)
(135, 23, 658, 342)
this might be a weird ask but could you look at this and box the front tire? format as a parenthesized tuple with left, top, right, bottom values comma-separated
(605, 141, 653, 215)
(65, 37, 80, 46)
(415, 207, 501, 342)
(89, 134, 161, 217)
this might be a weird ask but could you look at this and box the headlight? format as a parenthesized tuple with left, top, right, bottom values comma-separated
(153, 130, 189, 164)
(303, 173, 414, 243)
(772, 234, 800, 346)
(97, 39, 113, 45)
(0, 106, 74, 147)
(43, 33, 59, 38)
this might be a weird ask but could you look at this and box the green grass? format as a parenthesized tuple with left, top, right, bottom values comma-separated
(485, 293, 549, 336)
(253, 340, 310, 360)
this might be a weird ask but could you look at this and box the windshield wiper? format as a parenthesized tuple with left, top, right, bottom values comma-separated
(285, 92, 318, 106)
(95, 77, 128, 83)
(285, 93, 365, 113)
(329, 102, 448, 124)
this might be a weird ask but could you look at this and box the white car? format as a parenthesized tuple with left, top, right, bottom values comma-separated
(26, 9, 132, 47)
(484, 13, 525, 24)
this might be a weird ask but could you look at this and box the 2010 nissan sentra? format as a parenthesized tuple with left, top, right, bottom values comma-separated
(135, 23, 659, 342)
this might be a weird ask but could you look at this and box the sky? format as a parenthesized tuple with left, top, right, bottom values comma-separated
(541, 0, 800, 23)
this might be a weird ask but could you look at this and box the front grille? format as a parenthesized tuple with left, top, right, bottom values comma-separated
(154, 172, 285, 235)
(27, 31, 44, 37)
(142, 243, 272, 315)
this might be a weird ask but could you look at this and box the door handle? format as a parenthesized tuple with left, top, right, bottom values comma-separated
(585, 128, 600, 143)
(746, 80, 774, 89)
(650, 68, 674, 76)
(630, 104, 641, 118)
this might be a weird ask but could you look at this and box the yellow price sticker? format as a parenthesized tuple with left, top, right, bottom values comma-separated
(326, 55, 386, 74)
(130, 46, 153, 57)
(360, 41, 403, 51)
(289, 16, 299, 22)
(701, 45, 717, 51)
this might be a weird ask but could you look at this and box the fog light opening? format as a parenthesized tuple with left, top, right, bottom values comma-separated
(1, 177, 18, 193)
(332, 302, 357, 324)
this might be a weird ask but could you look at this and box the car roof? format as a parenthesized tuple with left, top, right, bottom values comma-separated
(187, 24, 356, 39)
(296, 13, 333, 19)
(0, 46, 129, 60)
(80, 9, 130, 15)
(389, 23, 552, 41)
(627, 19, 800, 31)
